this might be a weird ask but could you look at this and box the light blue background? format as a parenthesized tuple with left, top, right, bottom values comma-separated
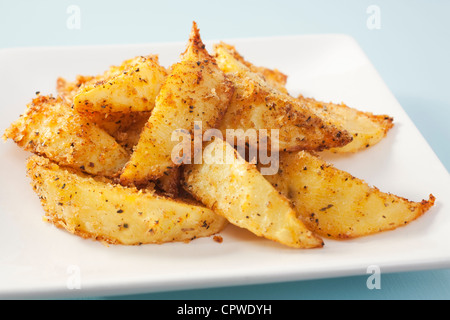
(1, 0, 449, 299)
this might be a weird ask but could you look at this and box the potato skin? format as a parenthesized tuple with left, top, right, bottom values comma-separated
(27, 156, 227, 245)
(3, 95, 129, 177)
(213, 43, 352, 152)
(120, 22, 234, 186)
(297, 95, 394, 153)
(183, 138, 323, 249)
(261, 151, 435, 239)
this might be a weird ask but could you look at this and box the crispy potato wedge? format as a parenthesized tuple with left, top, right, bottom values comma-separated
(297, 95, 394, 153)
(58, 76, 150, 151)
(120, 22, 234, 186)
(213, 44, 394, 153)
(215, 42, 288, 93)
(213, 43, 352, 152)
(56, 56, 143, 103)
(27, 155, 227, 245)
(260, 151, 435, 239)
(3, 95, 129, 177)
(73, 55, 167, 114)
(56, 65, 152, 151)
(182, 138, 323, 249)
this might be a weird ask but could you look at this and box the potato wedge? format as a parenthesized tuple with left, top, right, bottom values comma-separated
(182, 138, 323, 249)
(213, 43, 352, 152)
(214, 42, 288, 93)
(120, 22, 234, 186)
(213, 44, 393, 153)
(3, 95, 129, 177)
(56, 66, 152, 151)
(56, 56, 144, 103)
(260, 151, 435, 239)
(297, 95, 394, 153)
(58, 76, 150, 151)
(73, 55, 167, 114)
(27, 155, 227, 245)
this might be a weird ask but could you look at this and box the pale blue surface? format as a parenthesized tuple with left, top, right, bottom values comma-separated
(1, 0, 449, 300)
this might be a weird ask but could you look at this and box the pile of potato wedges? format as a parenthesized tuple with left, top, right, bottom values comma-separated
(3, 22, 435, 248)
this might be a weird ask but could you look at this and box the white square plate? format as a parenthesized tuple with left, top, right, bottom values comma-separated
(1, 35, 449, 299)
